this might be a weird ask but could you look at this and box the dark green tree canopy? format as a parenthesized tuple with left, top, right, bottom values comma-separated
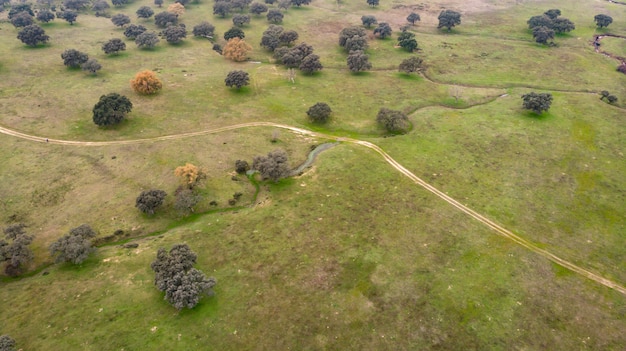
(135, 31, 160, 48)
(135, 189, 167, 215)
(398, 31, 418, 52)
(437, 10, 461, 31)
(193, 22, 215, 39)
(373, 22, 392, 39)
(307, 102, 332, 123)
(544, 9, 561, 20)
(232, 14, 251, 27)
(151, 244, 217, 310)
(225, 70, 250, 89)
(161, 24, 187, 44)
(250, 2, 268, 15)
(299, 54, 323, 74)
(61, 49, 89, 68)
(154, 11, 178, 28)
(594, 14, 612, 28)
(8, 4, 34, 19)
(366, 0, 379, 7)
(521, 92, 553, 114)
(124, 24, 147, 39)
(36, 10, 56, 23)
(532, 26, 554, 45)
(377, 108, 411, 134)
(279, 30, 298, 46)
(252, 149, 290, 182)
(290, 0, 311, 6)
(0, 223, 34, 276)
(111, 13, 131, 27)
(267, 9, 284, 24)
(136, 6, 154, 19)
(361, 15, 377, 28)
(224, 27, 245, 40)
(92, 93, 133, 126)
(57, 10, 78, 25)
(398, 56, 424, 74)
(102, 38, 127, 55)
(17, 24, 50, 47)
(260, 24, 284, 51)
(551, 17, 575, 33)
(82, 59, 102, 75)
(11, 12, 34, 28)
(407, 12, 420, 25)
(63, 0, 89, 10)
(347, 50, 372, 72)
(49, 224, 97, 264)
(111, 0, 130, 6)
(339, 26, 368, 52)
(213, 1, 231, 17)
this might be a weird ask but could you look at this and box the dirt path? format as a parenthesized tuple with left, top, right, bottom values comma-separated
(1, 122, 625, 295)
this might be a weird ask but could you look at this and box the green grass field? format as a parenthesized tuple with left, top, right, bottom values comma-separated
(1, 0, 625, 349)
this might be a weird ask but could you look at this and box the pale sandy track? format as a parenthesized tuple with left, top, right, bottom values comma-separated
(1, 122, 625, 295)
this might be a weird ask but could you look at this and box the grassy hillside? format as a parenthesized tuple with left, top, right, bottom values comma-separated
(0, 0, 625, 349)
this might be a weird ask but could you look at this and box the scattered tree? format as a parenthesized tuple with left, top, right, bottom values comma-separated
(224, 27, 245, 40)
(167, 3, 185, 16)
(307, 102, 332, 123)
(230, 0, 248, 12)
(136, 6, 155, 19)
(377, 108, 410, 134)
(36, 10, 56, 23)
(532, 26, 554, 45)
(61, 49, 89, 68)
(130, 70, 163, 94)
(366, 0, 379, 7)
(252, 149, 290, 181)
(111, 13, 131, 27)
(11, 12, 34, 28)
(551, 17, 575, 33)
(193, 22, 215, 39)
(17, 24, 50, 47)
(151, 244, 216, 310)
(527, 15, 552, 29)
(407, 12, 420, 25)
(398, 31, 418, 52)
(174, 163, 206, 189)
(0, 335, 16, 351)
(361, 15, 377, 28)
(0, 224, 34, 276)
(161, 24, 187, 44)
(111, 0, 129, 6)
(347, 50, 372, 72)
(225, 70, 250, 89)
(232, 14, 250, 27)
(135, 31, 160, 49)
(618, 64, 626, 75)
(57, 10, 78, 25)
(155, 11, 178, 27)
(594, 14, 612, 28)
(124, 24, 147, 39)
(250, 2, 268, 15)
(339, 26, 368, 52)
(49, 224, 97, 264)
(8, 4, 34, 19)
(92, 0, 110, 15)
(235, 160, 250, 174)
(174, 188, 201, 214)
(102, 38, 126, 55)
(398, 56, 423, 74)
(223, 37, 253, 61)
(521, 92, 553, 114)
(213, 43, 223, 54)
(62, 0, 89, 10)
(544, 9, 561, 20)
(81, 59, 102, 75)
(260, 24, 283, 51)
(299, 54, 323, 74)
(290, 0, 311, 6)
(279, 30, 298, 46)
(136, 189, 167, 215)
(373, 22, 392, 39)
(599, 90, 618, 104)
(437, 9, 461, 31)
(92, 93, 133, 126)
(267, 9, 284, 23)
(155, 0, 163, 7)
(213, 1, 231, 18)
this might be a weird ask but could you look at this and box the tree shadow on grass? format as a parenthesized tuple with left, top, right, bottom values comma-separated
(521, 110, 552, 120)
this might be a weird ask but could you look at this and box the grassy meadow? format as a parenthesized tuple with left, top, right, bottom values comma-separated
(1, 0, 625, 349)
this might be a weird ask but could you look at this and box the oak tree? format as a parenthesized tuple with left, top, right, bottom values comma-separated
(223, 37, 252, 61)
(136, 189, 167, 215)
(49, 224, 97, 264)
(437, 10, 461, 31)
(61, 49, 89, 68)
(521, 92, 553, 114)
(130, 70, 163, 94)
(17, 24, 50, 46)
(102, 38, 126, 55)
(377, 108, 410, 134)
(225, 70, 250, 89)
(92, 93, 133, 126)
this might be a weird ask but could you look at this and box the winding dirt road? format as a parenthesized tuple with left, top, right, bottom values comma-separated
(1, 122, 625, 296)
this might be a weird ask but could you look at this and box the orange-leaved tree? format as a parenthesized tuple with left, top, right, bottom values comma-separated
(130, 70, 163, 95)
(167, 3, 185, 16)
(223, 37, 252, 62)
(174, 163, 206, 189)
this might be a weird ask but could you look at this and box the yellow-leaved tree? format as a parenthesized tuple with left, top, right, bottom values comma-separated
(175, 163, 206, 189)
(167, 3, 185, 16)
(130, 70, 163, 95)
(223, 37, 252, 62)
